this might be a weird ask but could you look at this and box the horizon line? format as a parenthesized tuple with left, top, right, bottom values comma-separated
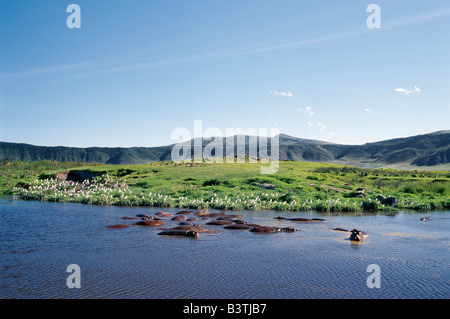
(1, 130, 448, 149)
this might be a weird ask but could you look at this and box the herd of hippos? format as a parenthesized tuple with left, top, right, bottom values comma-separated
(107, 209, 372, 242)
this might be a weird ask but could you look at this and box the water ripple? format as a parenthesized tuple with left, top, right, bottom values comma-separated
(1, 200, 449, 299)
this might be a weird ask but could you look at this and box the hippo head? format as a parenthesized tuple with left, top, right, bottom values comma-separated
(350, 229, 363, 242)
(186, 231, 199, 239)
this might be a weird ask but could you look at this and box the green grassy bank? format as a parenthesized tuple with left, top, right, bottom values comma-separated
(1, 159, 449, 212)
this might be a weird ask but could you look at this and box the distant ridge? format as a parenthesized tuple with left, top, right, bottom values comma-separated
(1, 131, 449, 169)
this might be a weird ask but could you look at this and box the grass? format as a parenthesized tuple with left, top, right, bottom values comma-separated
(1, 159, 449, 212)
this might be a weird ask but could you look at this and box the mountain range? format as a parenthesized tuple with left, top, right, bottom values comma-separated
(1, 130, 449, 170)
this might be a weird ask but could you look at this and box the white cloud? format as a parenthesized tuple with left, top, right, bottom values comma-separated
(269, 90, 293, 97)
(307, 122, 325, 131)
(364, 108, 372, 112)
(395, 85, 421, 95)
(297, 106, 314, 115)
(329, 131, 336, 136)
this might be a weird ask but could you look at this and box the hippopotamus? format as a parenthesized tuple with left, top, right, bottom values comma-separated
(187, 217, 198, 222)
(178, 221, 192, 225)
(176, 210, 195, 215)
(206, 220, 235, 226)
(420, 217, 431, 221)
(173, 225, 217, 233)
(250, 226, 281, 233)
(250, 226, 298, 233)
(155, 211, 170, 216)
(171, 215, 188, 221)
(158, 213, 173, 218)
(332, 227, 351, 232)
(216, 216, 237, 220)
(134, 220, 165, 227)
(224, 224, 253, 230)
(121, 217, 137, 220)
(196, 209, 212, 217)
(157, 229, 199, 238)
(136, 214, 151, 218)
(280, 227, 297, 232)
(208, 212, 227, 218)
(349, 228, 369, 242)
(226, 214, 244, 218)
(107, 224, 130, 229)
(275, 216, 325, 222)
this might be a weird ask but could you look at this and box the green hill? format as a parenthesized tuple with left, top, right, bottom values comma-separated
(1, 130, 449, 169)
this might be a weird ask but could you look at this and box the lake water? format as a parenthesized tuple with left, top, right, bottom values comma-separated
(0, 196, 449, 299)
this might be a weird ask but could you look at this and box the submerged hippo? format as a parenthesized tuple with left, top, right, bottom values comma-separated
(158, 213, 173, 218)
(225, 214, 244, 218)
(250, 226, 298, 233)
(196, 209, 212, 217)
(420, 217, 431, 221)
(224, 224, 253, 230)
(171, 215, 188, 221)
(157, 229, 199, 238)
(134, 220, 165, 227)
(155, 211, 170, 216)
(173, 225, 217, 233)
(176, 210, 195, 215)
(216, 216, 237, 220)
(332, 227, 351, 232)
(250, 226, 281, 233)
(280, 227, 297, 232)
(107, 224, 130, 229)
(208, 212, 227, 218)
(121, 217, 137, 220)
(275, 216, 325, 222)
(206, 220, 235, 226)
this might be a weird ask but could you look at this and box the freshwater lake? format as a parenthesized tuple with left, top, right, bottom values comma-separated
(0, 196, 449, 299)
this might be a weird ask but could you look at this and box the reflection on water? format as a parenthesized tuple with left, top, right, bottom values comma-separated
(0, 196, 449, 299)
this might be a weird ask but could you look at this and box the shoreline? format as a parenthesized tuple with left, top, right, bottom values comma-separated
(3, 193, 447, 214)
(2, 160, 449, 213)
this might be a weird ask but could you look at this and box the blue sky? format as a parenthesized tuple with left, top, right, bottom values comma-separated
(1, 0, 449, 147)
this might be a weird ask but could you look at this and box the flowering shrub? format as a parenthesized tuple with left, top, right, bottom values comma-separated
(15, 174, 446, 212)
(13, 174, 392, 212)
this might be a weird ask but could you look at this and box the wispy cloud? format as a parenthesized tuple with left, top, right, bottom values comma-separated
(2, 6, 449, 82)
(0, 62, 90, 81)
(269, 90, 293, 97)
(395, 85, 421, 95)
(364, 107, 372, 112)
(307, 121, 326, 131)
(297, 106, 314, 115)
